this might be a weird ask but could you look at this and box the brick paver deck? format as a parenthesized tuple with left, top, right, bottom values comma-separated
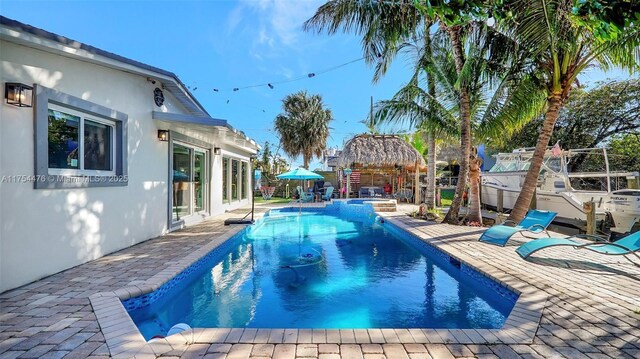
(1, 203, 639, 358)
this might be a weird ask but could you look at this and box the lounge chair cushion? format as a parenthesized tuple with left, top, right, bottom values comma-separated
(479, 225, 524, 246)
(479, 210, 557, 247)
(518, 210, 557, 229)
(516, 231, 640, 259)
(516, 238, 581, 258)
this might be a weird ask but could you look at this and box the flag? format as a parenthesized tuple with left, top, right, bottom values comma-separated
(341, 171, 361, 184)
(551, 142, 562, 157)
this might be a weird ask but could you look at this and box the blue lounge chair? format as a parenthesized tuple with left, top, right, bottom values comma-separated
(359, 187, 370, 198)
(516, 232, 640, 265)
(296, 186, 314, 203)
(479, 210, 557, 246)
(322, 186, 334, 201)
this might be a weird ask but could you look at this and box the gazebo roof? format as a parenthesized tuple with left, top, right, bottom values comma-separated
(337, 134, 426, 168)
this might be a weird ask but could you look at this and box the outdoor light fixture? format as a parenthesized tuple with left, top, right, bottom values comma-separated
(5, 83, 33, 107)
(214, 147, 221, 155)
(343, 168, 352, 175)
(157, 130, 169, 141)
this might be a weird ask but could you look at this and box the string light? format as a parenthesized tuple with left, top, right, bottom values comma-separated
(212, 55, 374, 93)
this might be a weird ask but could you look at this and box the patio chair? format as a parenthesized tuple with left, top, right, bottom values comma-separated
(478, 210, 557, 246)
(515, 231, 640, 265)
(322, 186, 334, 201)
(393, 189, 412, 202)
(296, 185, 314, 203)
(373, 187, 384, 197)
(359, 187, 370, 198)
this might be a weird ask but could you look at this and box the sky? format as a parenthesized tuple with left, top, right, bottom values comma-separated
(0, 0, 635, 168)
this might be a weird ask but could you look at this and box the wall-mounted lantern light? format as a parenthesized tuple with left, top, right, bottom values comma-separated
(5, 83, 33, 107)
(214, 147, 221, 155)
(157, 130, 169, 141)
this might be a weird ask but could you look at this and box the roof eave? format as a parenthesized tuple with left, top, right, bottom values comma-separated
(0, 15, 209, 118)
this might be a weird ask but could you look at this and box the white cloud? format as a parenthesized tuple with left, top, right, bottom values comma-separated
(227, 6, 244, 33)
(277, 66, 294, 79)
(258, 28, 275, 47)
(235, 0, 324, 49)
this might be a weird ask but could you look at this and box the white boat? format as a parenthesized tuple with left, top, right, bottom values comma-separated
(481, 147, 640, 234)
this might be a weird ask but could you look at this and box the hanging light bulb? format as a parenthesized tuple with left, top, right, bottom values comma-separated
(486, 16, 496, 27)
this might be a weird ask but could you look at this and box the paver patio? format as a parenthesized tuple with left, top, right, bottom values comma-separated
(1, 203, 639, 358)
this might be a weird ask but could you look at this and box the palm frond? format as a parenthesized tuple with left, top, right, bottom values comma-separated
(304, 0, 424, 76)
(477, 75, 547, 146)
(374, 83, 459, 136)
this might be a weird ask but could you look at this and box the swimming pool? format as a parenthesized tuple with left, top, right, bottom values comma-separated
(124, 207, 517, 340)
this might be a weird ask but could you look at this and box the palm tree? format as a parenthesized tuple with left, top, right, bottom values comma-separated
(377, 23, 544, 222)
(305, 1, 511, 224)
(304, 1, 543, 224)
(370, 23, 453, 210)
(499, 0, 640, 223)
(274, 91, 333, 169)
(305, 1, 465, 215)
(374, 44, 458, 210)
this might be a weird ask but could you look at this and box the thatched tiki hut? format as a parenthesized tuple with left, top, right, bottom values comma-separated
(338, 134, 426, 204)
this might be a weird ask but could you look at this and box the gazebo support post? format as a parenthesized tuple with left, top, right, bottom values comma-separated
(414, 161, 420, 205)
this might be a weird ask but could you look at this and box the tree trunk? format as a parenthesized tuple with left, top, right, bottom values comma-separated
(425, 132, 437, 209)
(424, 27, 437, 211)
(303, 154, 310, 169)
(303, 154, 310, 189)
(468, 153, 483, 223)
(508, 93, 564, 223)
(442, 26, 471, 225)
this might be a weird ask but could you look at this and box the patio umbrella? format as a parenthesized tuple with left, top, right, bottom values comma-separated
(277, 168, 323, 213)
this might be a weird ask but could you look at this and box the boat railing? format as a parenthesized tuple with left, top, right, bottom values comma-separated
(482, 171, 527, 176)
(567, 171, 639, 178)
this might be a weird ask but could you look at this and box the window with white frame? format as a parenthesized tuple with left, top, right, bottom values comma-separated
(47, 104, 116, 175)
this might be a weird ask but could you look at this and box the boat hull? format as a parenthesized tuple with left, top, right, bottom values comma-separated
(481, 183, 607, 226)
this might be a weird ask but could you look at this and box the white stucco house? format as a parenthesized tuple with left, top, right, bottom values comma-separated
(0, 16, 259, 292)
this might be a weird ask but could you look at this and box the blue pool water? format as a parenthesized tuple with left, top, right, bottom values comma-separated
(125, 208, 517, 340)
(346, 199, 385, 205)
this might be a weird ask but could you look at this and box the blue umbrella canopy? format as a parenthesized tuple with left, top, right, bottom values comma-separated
(277, 168, 323, 212)
(276, 167, 323, 180)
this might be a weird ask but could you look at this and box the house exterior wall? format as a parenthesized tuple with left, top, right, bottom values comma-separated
(0, 40, 253, 292)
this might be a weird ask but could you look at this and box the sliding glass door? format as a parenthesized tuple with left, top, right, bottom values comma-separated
(172, 142, 208, 222)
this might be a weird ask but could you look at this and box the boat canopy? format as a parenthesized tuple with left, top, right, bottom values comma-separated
(488, 152, 563, 174)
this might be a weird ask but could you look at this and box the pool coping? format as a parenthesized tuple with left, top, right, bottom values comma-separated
(88, 208, 546, 358)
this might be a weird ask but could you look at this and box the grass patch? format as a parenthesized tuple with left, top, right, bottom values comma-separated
(253, 196, 292, 204)
(440, 188, 454, 207)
